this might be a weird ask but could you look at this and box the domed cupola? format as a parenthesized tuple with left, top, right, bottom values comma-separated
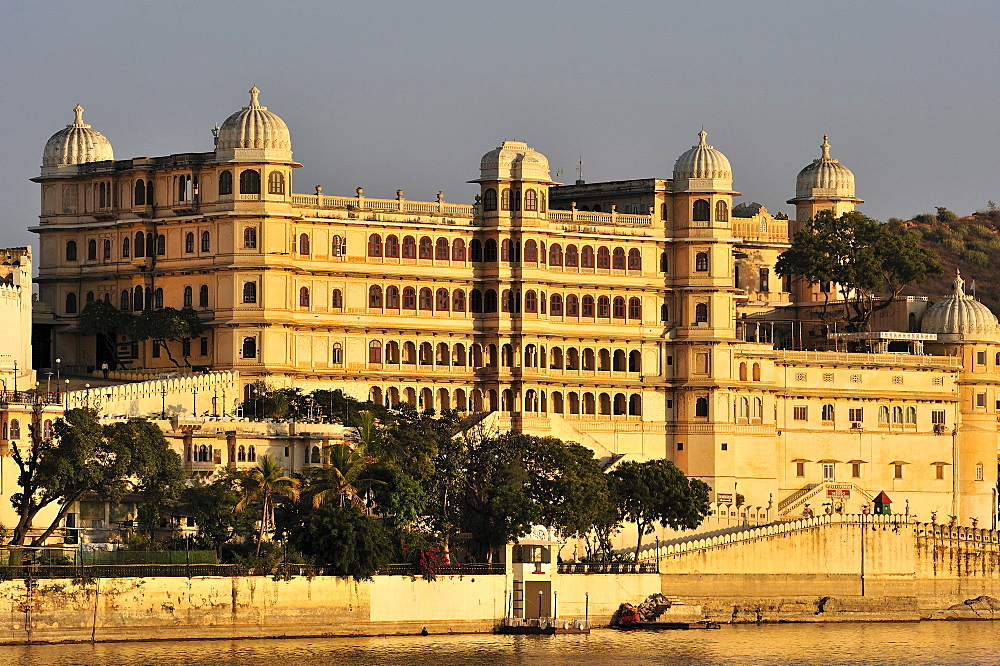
(921, 270, 1000, 343)
(794, 135, 857, 200)
(215, 87, 292, 161)
(671, 130, 733, 193)
(42, 105, 114, 173)
(477, 141, 555, 183)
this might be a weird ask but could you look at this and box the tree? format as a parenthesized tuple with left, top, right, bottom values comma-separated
(285, 504, 390, 580)
(367, 462, 427, 527)
(609, 459, 711, 562)
(9, 410, 185, 546)
(776, 211, 941, 330)
(523, 438, 612, 539)
(79, 302, 204, 368)
(235, 455, 297, 554)
(181, 471, 256, 554)
(298, 443, 377, 510)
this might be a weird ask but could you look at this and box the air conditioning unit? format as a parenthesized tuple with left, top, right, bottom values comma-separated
(933, 423, 946, 434)
(850, 422, 863, 430)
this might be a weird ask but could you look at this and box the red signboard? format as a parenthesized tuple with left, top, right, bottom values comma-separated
(827, 489, 851, 499)
(716, 493, 734, 504)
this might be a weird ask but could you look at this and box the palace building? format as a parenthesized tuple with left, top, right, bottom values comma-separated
(31, 88, 1000, 526)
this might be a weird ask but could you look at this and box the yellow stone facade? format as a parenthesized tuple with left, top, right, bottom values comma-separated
(30, 89, 999, 526)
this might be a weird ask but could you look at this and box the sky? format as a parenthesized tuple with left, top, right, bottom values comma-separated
(1, 1, 998, 251)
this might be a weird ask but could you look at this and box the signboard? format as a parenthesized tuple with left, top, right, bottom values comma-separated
(716, 493, 734, 504)
(827, 488, 851, 499)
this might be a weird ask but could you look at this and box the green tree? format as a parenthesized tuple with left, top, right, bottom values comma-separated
(609, 459, 711, 562)
(236, 455, 297, 554)
(298, 443, 377, 510)
(523, 438, 612, 539)
(181, 470, 256, 554)
(285, 504, 390, 580)
(367, 462, 427, 527)
(776, 211, 941, 330)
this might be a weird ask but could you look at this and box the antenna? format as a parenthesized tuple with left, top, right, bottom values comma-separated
(575, 156, 585, 185)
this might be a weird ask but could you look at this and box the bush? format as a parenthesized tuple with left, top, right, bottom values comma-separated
(287, 505, 390, 580)
(942, 238, 964, 254)
(963, 250, 990, 267)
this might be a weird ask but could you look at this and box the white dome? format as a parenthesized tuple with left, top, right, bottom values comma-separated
(216, 87, 291, 152)
(921, 271, 1000, 342)
(672, 130, 733, 192)
(42, 105, 114, 169)
(478, 141, 554, 182)
(795, 135, 856, 199)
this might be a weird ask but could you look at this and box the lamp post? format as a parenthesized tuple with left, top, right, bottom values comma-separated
(192, 385, 198, 417)
(45, 372, 52, 394)
(84, 383, 90, 409)
(55, 358, 61, 382)
(63, 379, 69, 408)
(221, 388, 226, 418)
(538, 589, 543, 620)
(160, 386, 167, 419)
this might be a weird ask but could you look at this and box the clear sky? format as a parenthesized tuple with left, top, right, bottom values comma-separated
(2, 0, 998, 250)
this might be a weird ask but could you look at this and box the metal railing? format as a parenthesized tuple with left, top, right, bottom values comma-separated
(380, 563, 505, 576)
(0, 390, 64, 406)
(556, 562, 658, 574)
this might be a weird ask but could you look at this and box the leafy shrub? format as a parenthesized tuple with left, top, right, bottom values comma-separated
(962, 250, 989, 267)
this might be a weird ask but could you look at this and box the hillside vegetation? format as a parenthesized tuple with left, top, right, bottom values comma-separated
(895, 204, 1000, 315)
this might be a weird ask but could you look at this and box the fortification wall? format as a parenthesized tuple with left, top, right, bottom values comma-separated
(66, 371, 240, 418)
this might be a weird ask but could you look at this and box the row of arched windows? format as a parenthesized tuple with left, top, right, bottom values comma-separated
(692, 199, 729, 223)
(288, 234, 346, 257)
(115, 284, 210, 312)
(217, 169, 285, 196)
(184, 231, 212, 254)
(481, 187, 547, 213)
(67, 233, 176, 263)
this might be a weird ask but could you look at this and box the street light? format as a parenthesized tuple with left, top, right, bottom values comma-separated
(84, 383, 90, 408)
(192, 385, 198, 417)
(55, 358, 61, 382)
(161, 386, 167, 419)
(63, 379, 69, 409)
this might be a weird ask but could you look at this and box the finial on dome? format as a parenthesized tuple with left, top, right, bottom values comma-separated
(954, 269, 966, 297)
(821, 134, 831, 160)
(249, 86, 261, 107)
(72, 104, 85, 126)
(698, 129, 708, 146)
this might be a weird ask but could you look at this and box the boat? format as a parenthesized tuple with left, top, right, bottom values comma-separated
(496, 618, 591, 635)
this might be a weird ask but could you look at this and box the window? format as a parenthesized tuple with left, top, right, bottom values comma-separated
(628, 297, 641, 320)
(893, 464, 903, 480)
(524, 189, 537, 211)
(483, 188, 497, 212)
(383, 234, 398, 258)
(402, 236, 416, 259)
(200, 337, 208, 356)
(419, 237, 432, 259)
(628, 248, 641, 270)
(436, 288, 449, 311)
(452, 289, 466, 311)
(470, 289, 482, 313)
(122, 237, 130, 258)
(931, 410, 946, 425)
(977, 351, 987, 365)
(185, 232, 195, 253)
(597, 296, 610, 318)
(182, 338, 191, 357)
(244, 227, 257, 249)
(905, 406, 916, 424)
(715, 200, 728, 222)
(582, 295, 595, 317)
(242, 337, 257, 358)
(821, 404, 834, 422)
(695, 397, 709, 417)
(298, 233, 310, 256)
(550, 294, 563, 316)
(219, 170, 233, 196)
(243, 281, 257, 303)
(134, 179, 146, 205)
(823, 464, 835, 481)
(549, 244, 563, 266)
(524, 240, 537, 262)
(677, 442, 684, 451)
(154, 288, 164, 309)
(878, 406, 890, 424)
(613, 297, 626, 318)
(268, 171, 285, 195)
(597, 247, 610, 269)
(759, 268, 769, 292)
(201, 231, 210, 253)
(299, 286, 310, 308)
(156, 234, 165, 255)
(501, 189, 510, 211)
(66, 240, 77, 261)
(567, 294, 579, 316)
(103, 239, 111, 260)
(134, 232, 145, 257)
(849, 408, 863, 423)
(120, 290, 130, 310)
(436, 238, 449, 260)
(133, 285, 144, 311)
(565, 244, 578, 267)
(332, 343, 343, 364)
(368, 285, 383, 308)
(796, 462, 805, 477)
(695, 252, 709, 272)
(693, 199, 710, 221)
(87, 239, 97, 261)
(612, 247, 626, 269)
(977, 392, 987, 408)
(419, 288, 432, 310)
(183, 286, 193, 307)
(369, 340, 382, 364)
(239, 169, 261, 194)
(851, 463, 861, 478)
(660, 252, 668, 273)
(65, 292, 77, 314)
(976, 463, 984, 481)
(402, 287, 416, 309)
(793, 406, 808, 421)
(695, 303, 708, 323)
(9, 420, 20, 440)
(524, 290, 537, 313)
(582, 246, 595, 268)
(332, 288, 344, 308)
(936, 465, 945, 480)
(484, 289, 498, 313)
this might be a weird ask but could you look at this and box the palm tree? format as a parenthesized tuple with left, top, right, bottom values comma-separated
(300, 443, 379, 510)
(236, 455, 297, 554)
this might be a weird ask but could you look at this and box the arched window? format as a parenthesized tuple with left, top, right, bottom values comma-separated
(752, 363, 761, 381)
(715, 200, 728, 222)
(185, 232, 195, 253)
(484, 289, 498, 313)
(248, 445, 256, 462)
(369, 340, 382, 364)
(419, 287, 432, 310)
(268, 171, 285, 195)
(822, 404, 835, 422)
(367, 234, 382, 257)
(436, 288, 449, 311)
(695, 303, 708, 323)
(101, 239, 110, 261)
(299, 286, 310, 308)
(311, 446, 321, 464)
(156, 234, 165, 255)
(501, 239, 511, 262)
(483, 188, 497, 212)
(524, 189, 537, 211)
(384, 286, 398, 308)
(565, 244, 579, 267)
(628, 297, 642, 320)
(452, 238, 466, 261)
(597, 295, 611, 318)
(219, 170, 233, 196)
(368, 285, 383, 308)
(42, 419, 54, 439)
(581, 246, 595, 268)
(582, 295, 595, 317)
(9, 419, 20, 440)
(384, 234, 399, 258)
(199, 285, 209, 307)
(436, 238, 449, 260)
(693, 199, 710, 221)
(243, 281, 257, 303)
(513, 190, 521, 211)
(892, 406, 903, 424)
(66, 240, 77, 261)
(452, 289, 466, 311)
(613, 297, 626, 318)
(134, 179, 146, 205)
(239, 169, 261, 194)
(298, 233, 310, 256)
(120, 290, 130, 310)
(549, 244, 563, 266)
(146, 180, 154, 205)
(332, 343, 343, 364)
(402, 287, 416, 309)
(524, 240, 538, 262)
(470, 289, 483, 313)
(501, 188, 511, 211)
(183, 286, 193, 307)
(660, 303, 669, 322)
(237, 445, 246, 462)
(402, 236, 416, 259)
(905, 406, 917, 424)
(695, 252, 709, 272)
(878, 406, 890, 424)
(133, 285, 144, 311)
(65, 292, 77, 314)
(146, 233, 155, 257)
(550, 293, 563, 315)
(470, 239, 483, 262)
(612, 247, 626, 269)
(134, 232, 145, 257)
(419, 236, 433, 259)
(483, 239, 498, 262)
(201, 231, 211, 253)
(597, 247, 611, 269)
(565, 294, 579, 316)
(242, 337, 257, 358)
(87, 239, 97, 261)
(525, 290, 538, 313)
(244, 227, 257, 249)
(121, 237, 130, 258)
(695, 397, 709, 417)
(660, 252, 668, 273)
(628, 248, 641, 270)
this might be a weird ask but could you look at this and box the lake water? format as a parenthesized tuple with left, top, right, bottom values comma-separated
(0, 621, 996, 665)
